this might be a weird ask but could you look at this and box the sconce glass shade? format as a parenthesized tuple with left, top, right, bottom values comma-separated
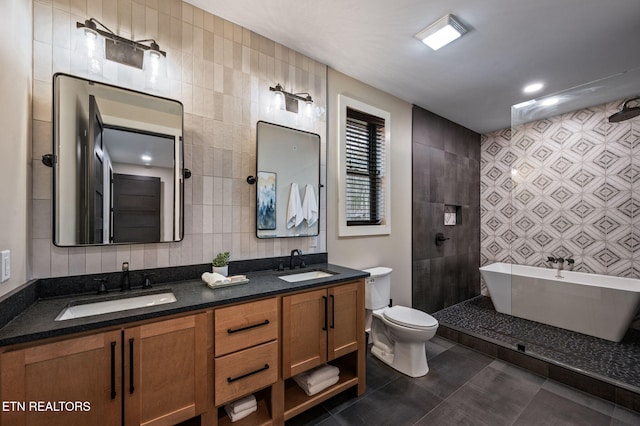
(304, 98, 313, 118)
(144, 48, 168, 90)
(273, 90, 285, 110)
(75, 24, 105, 76)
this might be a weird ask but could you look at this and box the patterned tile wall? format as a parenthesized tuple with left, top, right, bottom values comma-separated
(481, 99, 639, 293)
(31, 0, 327, 278)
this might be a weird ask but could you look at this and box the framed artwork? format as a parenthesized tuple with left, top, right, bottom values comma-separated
(257, 171, 277, 230)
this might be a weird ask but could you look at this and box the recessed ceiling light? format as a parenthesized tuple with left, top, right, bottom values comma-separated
(141, 154, 152, 162)
(415, 14, 468, 51)
(523, 82, 544, 93)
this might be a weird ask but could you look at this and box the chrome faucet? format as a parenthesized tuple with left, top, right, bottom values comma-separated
(289, 249, 304, 270)
(121, 262, 131, 291)
(555, 257, 565, 278)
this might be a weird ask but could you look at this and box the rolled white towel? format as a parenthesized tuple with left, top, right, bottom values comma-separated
(227, 394, 257, 416)
(295, 364, 340, 388)
(201, 272, 228, 286)
(293, 374, 340, 396)
(224, 403, 257, 422)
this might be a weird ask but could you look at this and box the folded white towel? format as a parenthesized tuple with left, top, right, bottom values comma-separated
(287, 182, 304, 229)
(295, 364, 340, 388)
(201, 272, 228, 286)
(226, 394, 257, 416)
(224, 403, 257, 422)
(302, 184, 318, 226)
(293, 374, 340, 396)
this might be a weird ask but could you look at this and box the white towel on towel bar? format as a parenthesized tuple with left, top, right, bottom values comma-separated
(287, 182, 304, 229)
(302, 184, 318, 226)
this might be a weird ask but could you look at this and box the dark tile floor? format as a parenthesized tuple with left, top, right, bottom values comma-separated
(286, 337, 640, 426)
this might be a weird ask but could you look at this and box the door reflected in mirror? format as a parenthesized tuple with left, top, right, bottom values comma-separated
(53, 73, 184, 246)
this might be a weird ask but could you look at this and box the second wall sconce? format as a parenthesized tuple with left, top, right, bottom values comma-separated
(76, 18, 167, 88)
(269, 83, 314, 117)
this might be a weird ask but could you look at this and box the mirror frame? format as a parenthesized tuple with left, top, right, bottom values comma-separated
(52, 73, 185, 247)
(255, 121, 321, 239)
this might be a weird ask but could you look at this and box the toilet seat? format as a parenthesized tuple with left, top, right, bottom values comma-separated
(382, 306, 438, 330)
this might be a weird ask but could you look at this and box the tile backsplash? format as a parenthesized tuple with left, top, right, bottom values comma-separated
(481, 99, 639, 289)
(31, 0, 327, 278)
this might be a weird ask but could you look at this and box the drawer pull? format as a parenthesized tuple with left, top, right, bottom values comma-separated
(227, 319, 270, 334)
(227, 364, 270, 383)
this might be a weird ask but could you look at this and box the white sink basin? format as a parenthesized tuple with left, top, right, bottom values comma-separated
(278, 270, 336, 283)
(55, 291, 177, 321)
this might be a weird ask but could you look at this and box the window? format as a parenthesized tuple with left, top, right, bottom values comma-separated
(345, 108, 385, 225)
(338, 95, 390, 236)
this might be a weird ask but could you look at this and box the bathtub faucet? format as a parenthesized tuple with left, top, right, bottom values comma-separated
(566, 258, 575, 271)
(555, 257, 565, 278)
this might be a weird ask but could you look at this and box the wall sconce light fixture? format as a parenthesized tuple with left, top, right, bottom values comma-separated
(76, 18, 167, 85)
(269, 83, 314, 115)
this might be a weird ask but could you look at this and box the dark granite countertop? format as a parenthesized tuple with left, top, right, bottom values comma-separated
(0, 263, 368, 347)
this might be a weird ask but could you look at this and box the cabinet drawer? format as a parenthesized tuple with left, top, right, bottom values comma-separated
(214, 340, 278, 406)
(214, 298, 278, 356)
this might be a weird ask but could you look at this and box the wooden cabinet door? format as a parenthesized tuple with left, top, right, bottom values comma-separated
(282, 289, 328, 378)
(327, 282, 363, 361)
(124, 313, 207, 426)
(0, 331, 122, 426)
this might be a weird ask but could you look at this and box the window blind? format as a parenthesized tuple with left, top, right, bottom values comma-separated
(345, 107, 385, 225)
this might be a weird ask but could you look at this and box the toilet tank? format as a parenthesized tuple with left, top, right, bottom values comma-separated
(362, 267, 392, 310)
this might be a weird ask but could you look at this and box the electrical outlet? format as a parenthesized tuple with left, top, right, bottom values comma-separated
(1, 250, 10, 283)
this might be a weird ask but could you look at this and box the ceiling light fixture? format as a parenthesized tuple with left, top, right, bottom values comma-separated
(269, 83, 314, 114)
(415, 14, 468, 51)
(76, 18, 167, 86)
(523, 82, 544, 93)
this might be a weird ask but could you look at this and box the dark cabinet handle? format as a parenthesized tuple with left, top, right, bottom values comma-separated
(129, 338, 135, 394)
(227, 319, 270, 334)
(322, 296, 328, 331)
(227, 364, 270, 383)
(330, 294, 335, 329)
(110, 341, 116, 400)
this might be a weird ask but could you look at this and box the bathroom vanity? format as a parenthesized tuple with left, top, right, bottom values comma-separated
(0, 262, 367, 426)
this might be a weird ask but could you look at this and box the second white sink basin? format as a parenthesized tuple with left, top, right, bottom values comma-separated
(55, 291, 177, 321)
(278, 270, 336, 283)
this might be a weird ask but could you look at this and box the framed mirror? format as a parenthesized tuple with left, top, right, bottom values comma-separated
(255, 121, 320, 238)
(53, 73, 184, 246)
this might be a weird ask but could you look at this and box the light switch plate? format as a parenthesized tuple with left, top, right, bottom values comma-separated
(1, 250, 9, 283)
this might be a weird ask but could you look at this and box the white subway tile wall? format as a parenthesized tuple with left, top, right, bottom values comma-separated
(31, 0, 327, 278)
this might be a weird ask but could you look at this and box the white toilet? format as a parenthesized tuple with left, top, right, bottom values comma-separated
(363, 267, 439, 378)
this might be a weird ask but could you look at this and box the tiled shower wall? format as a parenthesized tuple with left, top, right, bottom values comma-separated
(481, 99, 639, 287)
(412, 106, 481, 313)
(31, 0, 327, 278)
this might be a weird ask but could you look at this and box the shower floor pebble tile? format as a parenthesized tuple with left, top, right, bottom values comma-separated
(431, 296, 640, 390)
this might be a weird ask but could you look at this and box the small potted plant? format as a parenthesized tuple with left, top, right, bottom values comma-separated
(212, 251, 230, 276)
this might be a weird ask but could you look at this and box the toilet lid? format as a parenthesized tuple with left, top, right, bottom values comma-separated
(383, 306, 438, 329)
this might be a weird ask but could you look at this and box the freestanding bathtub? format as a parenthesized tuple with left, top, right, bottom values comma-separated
(479, 262, 640, 342)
